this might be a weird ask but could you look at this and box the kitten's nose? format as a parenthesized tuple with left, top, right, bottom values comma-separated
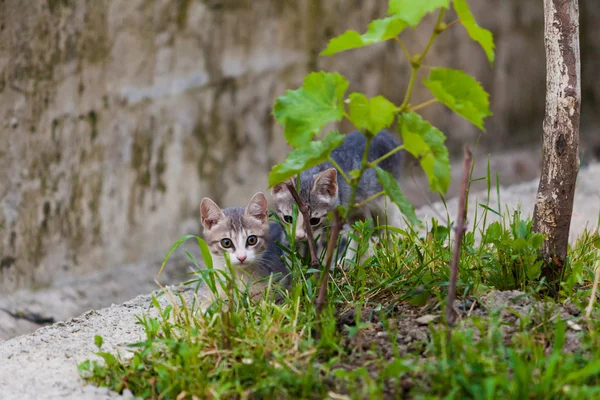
(296, 233, 306, 240)
(237, 255, 247, 263)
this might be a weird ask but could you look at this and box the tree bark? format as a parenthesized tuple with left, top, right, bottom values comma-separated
(533, 0, 581, 286)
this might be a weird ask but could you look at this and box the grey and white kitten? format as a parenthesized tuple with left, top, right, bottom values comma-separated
(271, 130, 403, 260)
(200, 192, 290, 294)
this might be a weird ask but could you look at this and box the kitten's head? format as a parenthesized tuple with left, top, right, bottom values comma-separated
(200, 192, 269, 267)
(271, 168, 338, 241)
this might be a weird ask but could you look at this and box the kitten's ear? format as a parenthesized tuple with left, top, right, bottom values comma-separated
(246, 192, 268, 222)
(312, 168, 338, 200)
(200, 197, 224, 230)
(271, 179, 294, 198)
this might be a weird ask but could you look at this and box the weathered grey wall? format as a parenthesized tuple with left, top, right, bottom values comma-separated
(0, 0, 598, 293)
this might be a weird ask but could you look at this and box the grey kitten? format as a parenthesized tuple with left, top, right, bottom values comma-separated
(271, 130, 403, 259)
(200, 192, 290, 294)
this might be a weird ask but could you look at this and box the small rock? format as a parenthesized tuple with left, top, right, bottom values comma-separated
(567, 319, 582, 331)
(416, 314, 438, 325)
(122, 389, 134, 399)
(10, 117, 18, 128)
(376, 331, 389, 338)
(565, 302, 581, 316)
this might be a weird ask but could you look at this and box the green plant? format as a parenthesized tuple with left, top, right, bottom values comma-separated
(481, 209, 545, 291)
(269, 0, 494, 312)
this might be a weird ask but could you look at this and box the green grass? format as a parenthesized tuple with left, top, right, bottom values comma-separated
(79, 193, 600, 399)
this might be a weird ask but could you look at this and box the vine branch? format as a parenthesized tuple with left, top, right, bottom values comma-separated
(328, 157, 351, 184)
(394, 37, 411, 60)
(354, 191, 384, 209)
(410, 98, 438, 112)
(368, 145, 404, 168)
(399, 8, 446, 110)
(285, 183, 320, 272)
(316, 210, 343, 315)
(446, 144, 472, 327)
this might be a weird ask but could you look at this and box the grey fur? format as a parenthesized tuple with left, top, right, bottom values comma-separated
(271, 130, 404, 264)
(301, 130, 402, 206)
(272, 130, 403, 234)
(201, 194, 290, 293)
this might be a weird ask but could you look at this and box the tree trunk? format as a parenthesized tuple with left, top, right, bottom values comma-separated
(533, 0, 581, 286)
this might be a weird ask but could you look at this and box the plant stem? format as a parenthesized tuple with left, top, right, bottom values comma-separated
(328, 157, 351, 184)
(400, 67, 418, 110)
(446, 144, 472, 327)
(315, 210, 343, 315)
(367, 145, 404, 168)
(354, 191, 384, 209)
(586, 260, 600, 319)
(345, 137, 373, 219)
(285, 183, 320, 273)
(399, 8, 446, 110)
(394, 37, 411, 60)
(410, 98, 438, 112)
(420, 9, 446, 64)
(445, 19, 460, 30)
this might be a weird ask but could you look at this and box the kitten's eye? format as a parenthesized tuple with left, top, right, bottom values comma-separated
(309, 217, 321, 226)
(246, 235, 258, 246)
(283, 215, 293, 224)
(220, 238, 233, 248)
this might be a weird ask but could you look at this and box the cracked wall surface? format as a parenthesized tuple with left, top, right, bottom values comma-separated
(0, 0, 598, 293)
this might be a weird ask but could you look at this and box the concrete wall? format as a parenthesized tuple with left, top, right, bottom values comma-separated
(0, 0, 598, 293)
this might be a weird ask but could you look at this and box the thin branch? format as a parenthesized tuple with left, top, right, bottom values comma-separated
(445, 19, 460, 30)
(328, 157, 351, 184)
(345, 136, 373, 219)
(446, 144, 472, 327)
(368, 145, 404, 168)
(410, 98, 438, 112)
(585, 260, 600, 319)
(285, 183, 320, 272)
(400, 67, 418, 110)
(400, 8, 446, 110)
(394, 37, 411, 60)
(354, 191, 384, 209)
(316, 210, 343, 315)
(419, 9, 446, 64)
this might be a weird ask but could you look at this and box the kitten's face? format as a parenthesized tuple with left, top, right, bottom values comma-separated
(200, 193, 269, 267)
(271, 168, 338, 241)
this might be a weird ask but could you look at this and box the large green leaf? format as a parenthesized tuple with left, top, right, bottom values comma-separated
(399, 112, 451, 193)
(387, 0, 450, 27)
(348, 93, 398, 136)
(375, 166, 420, 226)
(454, 0, 495, 64)
(268, 131, 345, 186)
(273, 72, 348, 147)
(423, 67, 492, 131)
(320, 16, 408, 56)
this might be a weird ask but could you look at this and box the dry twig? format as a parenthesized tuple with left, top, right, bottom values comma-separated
(446, 144, 472, 326)
(285, 183, 320, 273)
(315, 210, 343, 315)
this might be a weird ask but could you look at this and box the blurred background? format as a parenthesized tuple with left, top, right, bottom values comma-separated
(0, 1, 598, 337)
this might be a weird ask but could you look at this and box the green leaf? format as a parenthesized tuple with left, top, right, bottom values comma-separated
(375, 166, 420, 226)
(399, 112, 451, 193)
(158, 234, 197, 278)
(454, 0, 495, 64)
(320, 16, 408, 56)
(423, 67, 492, 131)
(268, 131, 345, 186)
(94, 335, 103, 349)
(388, 0, 450, 27)
(196, 236, 213, 270)
(348, 93, 398, 136)
(273, 72, 348, 147)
